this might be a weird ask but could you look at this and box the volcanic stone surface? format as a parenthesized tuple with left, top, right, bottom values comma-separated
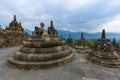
(0, 15, 28, 48)
(1, 46, 120, 80)
(8, 21, 74, 69)
(87, 29, 120, 68)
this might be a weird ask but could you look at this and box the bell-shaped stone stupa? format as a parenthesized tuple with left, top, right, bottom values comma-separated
(66, 34, 74, 46)
(8, 21, 74, 69)
(87, 29, 120, 68)
(74, 32, 91, 53)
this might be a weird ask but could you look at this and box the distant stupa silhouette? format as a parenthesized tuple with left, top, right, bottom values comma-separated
(66, 34, 74, 46)
(74, 32, 91, 53)
(112, 38, 120, 52)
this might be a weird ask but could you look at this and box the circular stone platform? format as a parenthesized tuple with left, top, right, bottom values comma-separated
(73, 46, 91, 53)
(8, 21, 74, 69)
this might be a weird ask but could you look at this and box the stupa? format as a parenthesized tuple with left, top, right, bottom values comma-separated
(66, 34, 74, 46)
(0, 25, 7, 48)
(8, 21, 74, 69)
(112, 38, 120, 51)
(74, 33, 91, 53)
(87, 29, 120, 68)
(5, 15, 28, 46)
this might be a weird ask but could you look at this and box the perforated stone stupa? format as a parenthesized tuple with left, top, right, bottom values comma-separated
(87, 29, 120, 68)
(74, 33, 91, 53)
(8, 21, 74, 69)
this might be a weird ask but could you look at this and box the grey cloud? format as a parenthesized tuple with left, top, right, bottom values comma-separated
(0, 0, 120, 32)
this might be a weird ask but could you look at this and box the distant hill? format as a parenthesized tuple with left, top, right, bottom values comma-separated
(57, 30, 120, 40)
(25, 29, 120, 40)
(25, 29, 32, 35)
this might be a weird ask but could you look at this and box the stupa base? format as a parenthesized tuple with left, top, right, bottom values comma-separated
(74, 46, 91, 53)
(87, 53, 120, 68)
(8, 53, 74, 69)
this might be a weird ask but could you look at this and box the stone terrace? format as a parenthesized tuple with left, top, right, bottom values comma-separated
(0, 46, 120, 80)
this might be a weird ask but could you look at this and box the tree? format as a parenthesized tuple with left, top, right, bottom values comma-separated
(86, 39, 94, 47)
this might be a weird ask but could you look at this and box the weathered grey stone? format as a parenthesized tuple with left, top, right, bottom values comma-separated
(66, 34, 74, 46)
(87, 29, 120, 68)
(0, 15, 28, 48)
(8, 21, 74, 69)
(74, 32, 91, 53)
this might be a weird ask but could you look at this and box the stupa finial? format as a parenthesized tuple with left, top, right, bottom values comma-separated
(81, 32, 84, 39)
(112, 38, 116, 43)
(101, 29, 106, 39)
(50, 20, 53, 28)
(14, 15, 16, 21)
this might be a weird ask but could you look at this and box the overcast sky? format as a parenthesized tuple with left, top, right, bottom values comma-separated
(0, 0, 120, 32)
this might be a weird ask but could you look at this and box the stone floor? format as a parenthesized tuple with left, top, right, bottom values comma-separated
(0, 46, 120, 80)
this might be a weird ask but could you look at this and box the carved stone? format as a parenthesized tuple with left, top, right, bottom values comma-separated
(74, 32, 91, 53)
(112, 38, 120, 52)
(8, 21, 74, 69)
(48, 20, 59, 38)
(66, 34, 74, 46)
(5, 15, 28, 47)
(0, 26, 7, 48)
(87, 29, 120, 68)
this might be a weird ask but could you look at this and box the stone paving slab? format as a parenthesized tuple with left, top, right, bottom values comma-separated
(82, 77, 100, 80)
(0, 46, 120, 80)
